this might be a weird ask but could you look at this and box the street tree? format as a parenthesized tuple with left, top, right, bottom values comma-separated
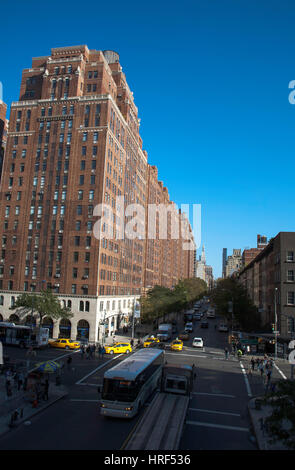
(263, 379, 295, 449)
(210, 277, 261, 332)
(11, 289, 73, 326)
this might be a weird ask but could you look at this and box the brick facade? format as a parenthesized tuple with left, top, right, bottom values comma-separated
(0, 45, 195, 341)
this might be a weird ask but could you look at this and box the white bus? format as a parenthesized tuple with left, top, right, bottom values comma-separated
(100, 348, 164, 418)
(0, 322, 49, 349)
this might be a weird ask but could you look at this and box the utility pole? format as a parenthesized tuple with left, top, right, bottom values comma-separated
(274, 288, 278, 360)
(132, 297, 136, 340)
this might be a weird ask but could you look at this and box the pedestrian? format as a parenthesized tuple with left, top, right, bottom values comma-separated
(86, 345, 90, 359)
(18, 371, 24, 391)
(5, 378, 12, 398)
(80, 344, 85, 359)
(98, 344, 102, 359)
(251, 357, 255, 371)
(237, 349, 242, 359)
(101, 346, 105, 359)
(66, 355, 72, 371)
(13, 371, 19, 390)
(91, 343, 96, 357)
(224, 347, 229, 360)
(259, 361, 264, 377)
(130, 338, 134, 348)
(266, 368, 272, 384)
(42, 379, 49, 401)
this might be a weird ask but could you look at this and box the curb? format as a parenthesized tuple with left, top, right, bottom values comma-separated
(0, 389, 68, 438)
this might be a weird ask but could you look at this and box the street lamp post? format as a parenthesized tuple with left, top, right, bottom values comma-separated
(274, 288, 278, 360)
(100, 310, 106, 346)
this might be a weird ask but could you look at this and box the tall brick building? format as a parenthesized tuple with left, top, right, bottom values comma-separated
(0, 101, 8, 181)
(0, 45, 195, 342)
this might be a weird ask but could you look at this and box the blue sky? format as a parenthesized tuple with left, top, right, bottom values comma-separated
(1, 0, 295, 277)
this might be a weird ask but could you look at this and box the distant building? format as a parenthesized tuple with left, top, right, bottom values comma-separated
(242, 234, 268, 267)
(0, 101, 7, 181)
(205, 265, 214, 289)
(239, 232, 295, 343)
(222, 248, 227, 278)
(195, 245, 214, 287)
(225, 249, 242, 277)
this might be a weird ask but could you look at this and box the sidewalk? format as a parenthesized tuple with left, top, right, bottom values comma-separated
(0, 374, 68, 438)
(244, 356, 290, 450)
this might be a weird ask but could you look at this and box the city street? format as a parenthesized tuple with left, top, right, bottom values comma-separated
(0, 313, 291, 450)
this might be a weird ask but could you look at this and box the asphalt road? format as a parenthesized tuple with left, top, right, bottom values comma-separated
(0, 311, 291, 451)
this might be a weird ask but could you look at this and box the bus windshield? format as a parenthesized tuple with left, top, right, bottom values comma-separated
(102, 378, 139, 402)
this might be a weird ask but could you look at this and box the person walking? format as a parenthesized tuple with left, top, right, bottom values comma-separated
(237, 349, 242, 360)
(250, 357, 255, 371)
(224, 347, 229, 360)
(98, 344, 102, 359)
(101, 346, 105, 359)
(80, 344, 85, 359)
(42, 379, 49, 401)
(18, 371, 24, 391)
(259, 361, 264, 377)
(66, 355, 72, 371)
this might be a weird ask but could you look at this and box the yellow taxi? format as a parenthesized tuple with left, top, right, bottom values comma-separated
(48, 338, 81, 350)
(170, 339, 183, 351)
(104, 342, 132, 355)
(143, 336, 160, 348)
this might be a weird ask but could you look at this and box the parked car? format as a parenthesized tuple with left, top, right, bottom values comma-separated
(179, 331, 190, 341)
(104, 342, 132, 354)
(170, 339, 183, 351)
(192, 337, 204, 348)
(201, 320, 209, 328)
(49, 338, 81, 350)
(194, 314, 201, 321)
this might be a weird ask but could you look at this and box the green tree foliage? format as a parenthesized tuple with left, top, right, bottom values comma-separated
(11, 290, 73, 325)
(140, 278, 207, 324)
(210, 277, 261, 332)
(263, 379, 295, 449)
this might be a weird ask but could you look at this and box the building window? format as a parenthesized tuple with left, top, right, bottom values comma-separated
(287, 251, 294, 262)
(287, 270, 295, 282)
(287, 291, 295, 305)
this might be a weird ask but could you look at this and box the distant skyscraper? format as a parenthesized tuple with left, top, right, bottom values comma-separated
(222, 248, 227, 278)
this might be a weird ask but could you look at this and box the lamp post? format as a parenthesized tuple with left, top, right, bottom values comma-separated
(274, 288, 278, 360)
(99, 310, 106, 346)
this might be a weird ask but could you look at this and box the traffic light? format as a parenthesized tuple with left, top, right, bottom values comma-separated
(271, 323, 275, 331)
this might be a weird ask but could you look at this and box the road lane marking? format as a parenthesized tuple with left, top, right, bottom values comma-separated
(75, 354, 123, 384)
(70, 399, 99, 402)
(192, 392, 236, 398)
(240, 362, 252, 397)
(274, 363, 287, 380)
(186, 420, 249, 432)
(189, 408, 241, 417)
(166, 352, 207, 359)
